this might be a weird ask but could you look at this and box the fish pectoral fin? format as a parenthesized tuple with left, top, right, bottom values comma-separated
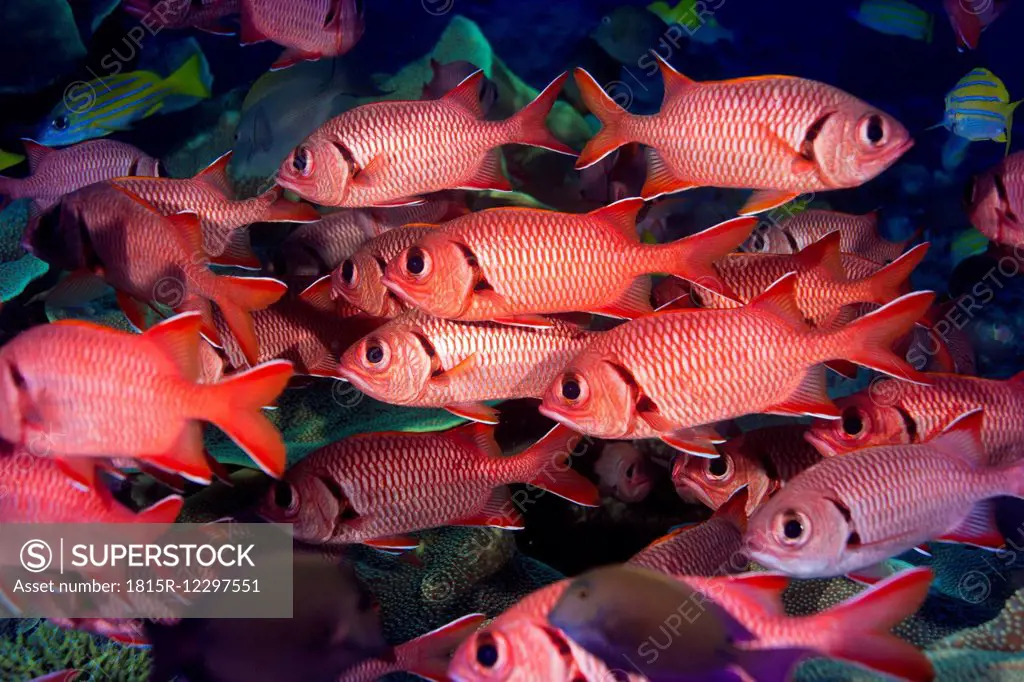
(369, 196, 427, 208)
(739, 189, 801, 216)
(55, 459, 100, 494)
(363, 535, 421, 552)
(588, 276, 653, 319)
(352, 155, 387, 188)
(450, 487, 525, 529)
(824, 359, 858, 379)
(270, 48, 322, 72)
(457, 148, 513, 192)
(430, 353, 479, 387)
(444, 402, 500, 425)
(641, 147, 700, 199)
(659, 429, 721, 457)
(116, 290, 157, 333)
(765, 366, 840, 419)
(936, 500, 1005, 549)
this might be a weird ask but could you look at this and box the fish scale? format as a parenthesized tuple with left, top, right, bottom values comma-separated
(968, 151, 1024, 247)
(0, 140, 158, 211)
(810, 373, 1024, 465)
(629, 515, 746, 576)
(751, 209, 912, 263)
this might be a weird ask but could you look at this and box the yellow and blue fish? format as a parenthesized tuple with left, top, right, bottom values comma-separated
(0, 150, 24, 172)
(936, 67, 1021, 154)
(35, 53, 211, 147)
(851, 0, 934, 42)
(647, 0, 734, 44)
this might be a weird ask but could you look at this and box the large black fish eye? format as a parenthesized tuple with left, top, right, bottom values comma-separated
(365, 344, 384, 364)
(707, 456, 728, 478)
(561, 377, 581, 401)
(866, 115, 884, 144)
(340, 259, 355, 284)
(293, 147, 310, 173)
(406, 248, 425, 275)
(841, 406, 863, 436)
(53, 115, 69, 131)
(476, 634, 499, 668)
(783, 517, 803, 540)
(273, 481, 293, 508)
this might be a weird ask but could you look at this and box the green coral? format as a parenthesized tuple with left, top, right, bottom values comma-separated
(0, 200, 49, 303)
(0, 620, 148, 681)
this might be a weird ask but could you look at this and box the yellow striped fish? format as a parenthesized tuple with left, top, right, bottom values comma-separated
(936, 67, 1021, 154)
(852, 0, 934, 42)
(0, 150, 24, 172)
(36, 53, 210, 147)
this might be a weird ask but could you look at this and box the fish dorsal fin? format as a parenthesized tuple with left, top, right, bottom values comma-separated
(794, 230, 844, 279)
(298, 274, 334, 312)
(21, 139, 53, 173)
(165, 212, 206, 256)
(587, 197, 645, 241)
(442, 71, 486, 118)
(450, 420, 501, 460)
(144, 311, 202, 381)
(927, 409, 987, 467)
(748, 272, 806, 327)
(713, 486, 749, 532)
(194, 151, 234, 198)
(651, 51, 695, 103)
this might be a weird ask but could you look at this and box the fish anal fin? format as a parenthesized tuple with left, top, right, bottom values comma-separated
(740, 190, 801, 216)
(450, 487, 524, 529)
(642, 148, 699, 199)
(445, 402, 500, 425)
(589, 276, 652, 319)
(767, 366, 839, 419)
(937, 499, 1004, 548)
(458, 149, 512, 192)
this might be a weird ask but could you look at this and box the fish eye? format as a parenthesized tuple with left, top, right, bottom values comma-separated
(475, 633, 499, 668)
(273, 481, 294, 509)
(776, 509, 809, 546)
(340, 259, 356, 285)
(861, 114, 885, 146)
(601, 15, 612, 24)
(52, 115, 69, 131)
(706, 455, 729, 479)
(405, 247, 428, 277)
(561, 375, 582, 401)
(293, 146, 312, 176)
(751, 232, 766, 251)
(365, 343, 385, 365)
(841, 406, 863, 437)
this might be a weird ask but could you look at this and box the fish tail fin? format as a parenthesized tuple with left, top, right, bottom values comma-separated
(505, 72, 576, 155)
(664, 216, 757, 301)
(814, 567, 935, 682)
(1005, 100, 1022, 155)
(402, 614, 488, 681)
(162, 53, 211, 100)
(517, 425, 600, 506)
(865, 243, 929, 304)
(136, 494, 185, 523)
(838, 290, 934, 383)
(573, 67, 634, 169)
(211, 276, 287, 366)
(205, 361, 293, 477)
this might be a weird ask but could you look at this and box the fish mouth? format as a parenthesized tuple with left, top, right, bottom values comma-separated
(671, 473, 718, 510)
(380, 273, 418, 306)
(334, 366, 376, 398)
(802, 429, 839, 457)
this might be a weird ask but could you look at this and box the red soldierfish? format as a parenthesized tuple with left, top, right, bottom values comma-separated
(214, 276, 383, 377)
(806, 372, 1024, 466)
(0, 313, 293, 484)
(337, 307, 595, 425)
(382, 199, 756, 325)
(693, 232, 929, 327)
(275, 72, 575, 208)
(745, 209, 919, 264)
(332, 226, 440, 318)
(27, 183, 287, 365)
(112, 152, 320, 266)
(123, 0, 241, 34)
(628, 489, 749, 576)
(966, 151, 1024, 247)
(259, 423, 597, 549)
(673, 424, 823, 515)
(0, 139, 158, 211)
(340, 614, 486, 682)
(944, 0, 1010, 50)
(240, 0, 365, 70)
(593, 442, 654, 503)
(540, 273, 934, 456)
(747, 410, 1024, 578)
(0, 442, 184, 524)
(574, 56, 913, 215)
